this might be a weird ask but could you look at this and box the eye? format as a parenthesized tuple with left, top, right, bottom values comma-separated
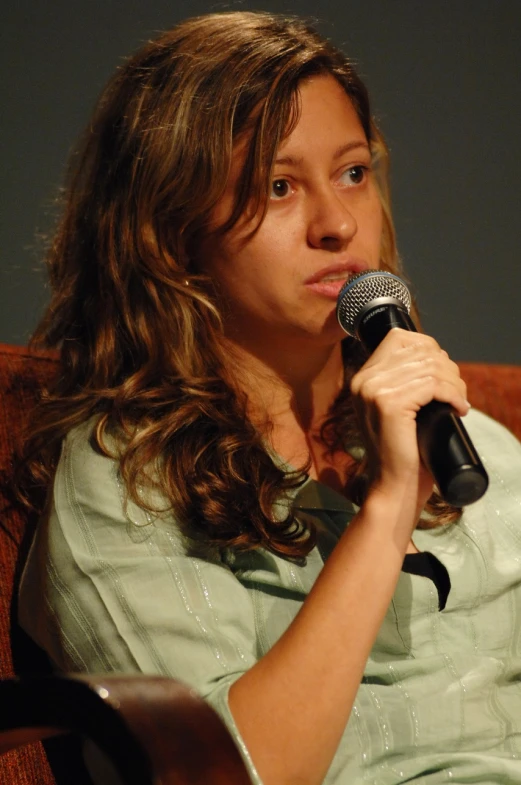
(270, 178, 292, 200)
(339, 165, 368, 187)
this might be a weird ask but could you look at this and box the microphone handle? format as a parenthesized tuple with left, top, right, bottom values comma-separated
(355, 303, 489, 506)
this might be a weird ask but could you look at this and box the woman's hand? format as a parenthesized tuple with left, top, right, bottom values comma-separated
(350, 328, 470, 518)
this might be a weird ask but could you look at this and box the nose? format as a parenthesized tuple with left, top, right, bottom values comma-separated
(306, 187, 357, 251)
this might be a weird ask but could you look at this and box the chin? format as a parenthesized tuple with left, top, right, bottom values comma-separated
(298, 322, 347, 350)
(319, 310, 348, 342)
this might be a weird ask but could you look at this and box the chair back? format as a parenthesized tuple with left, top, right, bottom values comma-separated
(0, 345, 59, 784)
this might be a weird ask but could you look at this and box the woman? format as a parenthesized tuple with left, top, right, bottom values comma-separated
(18, 11, 521, 785)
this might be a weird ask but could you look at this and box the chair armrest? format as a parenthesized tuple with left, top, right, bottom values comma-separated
(0, 674, 252, 784)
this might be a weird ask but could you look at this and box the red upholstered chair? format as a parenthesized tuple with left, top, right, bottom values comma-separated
(1, 342, 520, 783)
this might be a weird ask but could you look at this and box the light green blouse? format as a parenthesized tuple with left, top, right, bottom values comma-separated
(19, 409, 521, 784)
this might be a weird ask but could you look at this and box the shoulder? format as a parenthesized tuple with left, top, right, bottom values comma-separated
(463, 408, 521, 495)
(464, 407, 521, 460)
(57, 416, 131, 524)
(55, 416, 179, 536)
(54, 417, 226, 563)
(60, 414, 116, 482)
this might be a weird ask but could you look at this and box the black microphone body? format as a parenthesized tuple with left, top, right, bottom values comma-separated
(337, 272, 489, 507)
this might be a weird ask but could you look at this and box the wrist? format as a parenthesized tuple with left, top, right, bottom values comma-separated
(360, 479, 423, 548)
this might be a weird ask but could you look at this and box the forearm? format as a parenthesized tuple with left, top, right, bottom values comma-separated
(229, 482, 417, 785)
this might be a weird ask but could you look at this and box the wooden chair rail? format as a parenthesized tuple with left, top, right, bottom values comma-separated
(0, 674, 251, 784)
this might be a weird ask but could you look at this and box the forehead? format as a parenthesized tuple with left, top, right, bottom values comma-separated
(277, 74, 367, 158)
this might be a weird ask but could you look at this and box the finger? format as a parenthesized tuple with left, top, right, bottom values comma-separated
(390, 354, 467, 400)
(370, 328, 443, 357)
(357, 373, 470, 419)
(352, 353, 463, 396)
(358, 336, 444, 379)
(352, 338, 466, 399)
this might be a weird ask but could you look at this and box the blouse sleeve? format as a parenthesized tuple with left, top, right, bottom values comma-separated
(18, 419, 263, 782)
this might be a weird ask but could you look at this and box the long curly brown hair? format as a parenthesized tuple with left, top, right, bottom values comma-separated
(21, 11, 458, 559)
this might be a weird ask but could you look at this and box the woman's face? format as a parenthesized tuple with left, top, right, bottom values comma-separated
(202, 74, 383, 348)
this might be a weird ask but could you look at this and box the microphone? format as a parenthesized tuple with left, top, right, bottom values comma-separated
(336, 270, 488, 506)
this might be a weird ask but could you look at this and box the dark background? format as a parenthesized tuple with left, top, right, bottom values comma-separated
(2, 0, 520, 362)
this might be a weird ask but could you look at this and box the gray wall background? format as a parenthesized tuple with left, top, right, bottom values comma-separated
(2, 0, 520, 363)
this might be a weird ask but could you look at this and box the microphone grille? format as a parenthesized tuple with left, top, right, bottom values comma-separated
(337, 270, 412, 335)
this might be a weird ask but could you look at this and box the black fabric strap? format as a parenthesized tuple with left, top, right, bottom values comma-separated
(402, 552, 451, 611)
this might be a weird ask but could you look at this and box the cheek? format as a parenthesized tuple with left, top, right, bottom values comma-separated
(376, 206, 384, 246)
(366, 198, 384, 249)
(356, 202, 383, 256)
(201, 243, 264, 307)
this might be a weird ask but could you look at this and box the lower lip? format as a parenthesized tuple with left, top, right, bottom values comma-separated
(305, 279, 350, 299)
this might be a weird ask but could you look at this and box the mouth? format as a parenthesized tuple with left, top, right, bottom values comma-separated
(317, 271, 352, 283)
(303, 262, 370, 301)
(305, 261, 369, 287)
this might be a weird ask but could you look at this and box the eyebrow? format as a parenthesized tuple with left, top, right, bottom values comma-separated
(274, 141, 370, 167)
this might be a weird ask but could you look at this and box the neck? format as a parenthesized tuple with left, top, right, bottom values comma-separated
(222, 331, 345, 439)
